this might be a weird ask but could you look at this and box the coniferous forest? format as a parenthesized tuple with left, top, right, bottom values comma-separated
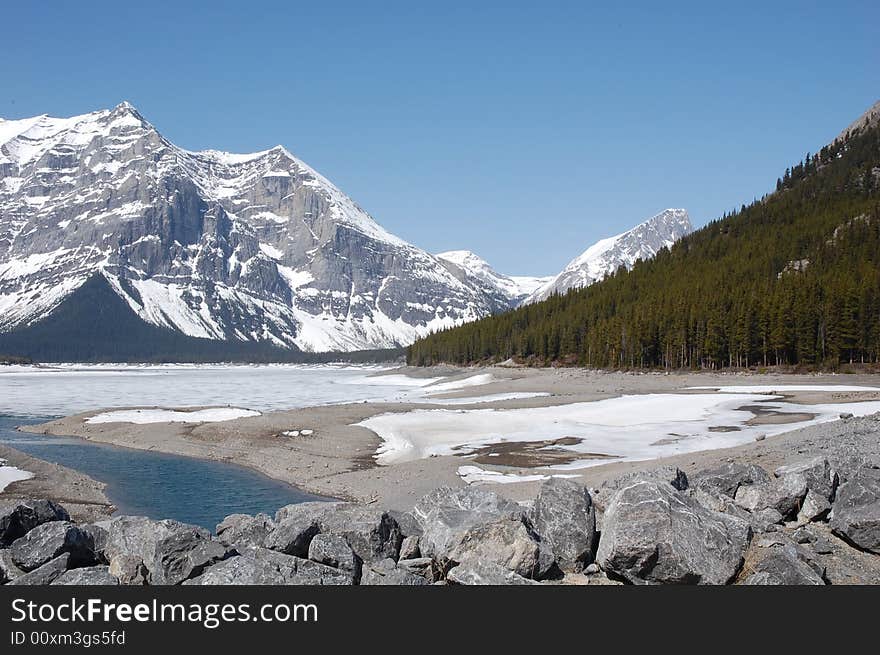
(408, 120, 880, 370)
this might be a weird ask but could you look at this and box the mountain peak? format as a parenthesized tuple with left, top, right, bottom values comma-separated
(526, 208, 691, 303)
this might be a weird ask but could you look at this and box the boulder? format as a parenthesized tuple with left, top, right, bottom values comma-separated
(274, 501, 347, 524)
(411, 487, 523, 562)
(318, 507, 403, 563)
(797, 490, 831, 524)
(150, 526, 234, 585)
(734, 473, 808, 519)
(52, 565, 119, 586)
(399, 535, 421, 560)
(215, 513, 275, 549)
(529, 478, 596, 572)
(7, 553, 70, 586)
(389, 510, 423, 538)
(265, 516, 320, 557)
(397, 557, 438, 582)
(359, 558, 430, 586)
(691, 462, 771, 498)
(108, 554, 148, 585)
(10, 521, 97, 571)
(596, 479, 751, 585)
(307, 533, 361, 578)
(0, 549, 25, 584)
(774, 457, 838, 501)
(447, 518, 555, 580)
(742, 550, 825, 585)
(185, 548, 353, 585)
(830, 471, 880, 554)
(751, 508, 784, 533)
(447, 560, 539, 585)
(0, 499, 70, 547)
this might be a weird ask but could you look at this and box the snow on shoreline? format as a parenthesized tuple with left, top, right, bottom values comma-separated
(0, 462, 34, 491)
(358, 386, 880, 470)
(86, 408, 261, 424)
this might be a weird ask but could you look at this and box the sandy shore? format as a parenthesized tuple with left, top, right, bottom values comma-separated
(17, 367, 880, 511)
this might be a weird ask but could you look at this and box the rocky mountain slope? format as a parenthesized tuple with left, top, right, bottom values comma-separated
(436, 250, 552, 309)
(0, 103, 499, 353)
(525, 208, 692, 303)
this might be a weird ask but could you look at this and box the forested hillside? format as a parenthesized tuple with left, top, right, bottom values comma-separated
(408, 114, 880, 370)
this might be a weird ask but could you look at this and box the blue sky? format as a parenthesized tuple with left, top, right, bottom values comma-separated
(1, 1, 877, 275)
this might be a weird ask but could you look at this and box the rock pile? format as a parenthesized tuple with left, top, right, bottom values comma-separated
(2, 453, 878, 585)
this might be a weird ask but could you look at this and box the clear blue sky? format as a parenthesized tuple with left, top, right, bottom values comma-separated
(1, 1, 877, 275)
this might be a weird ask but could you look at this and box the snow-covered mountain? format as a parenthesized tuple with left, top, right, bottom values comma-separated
(436, 250, 552, 309)
(0, 103, 501, 352)
(526, 208, 692, 303)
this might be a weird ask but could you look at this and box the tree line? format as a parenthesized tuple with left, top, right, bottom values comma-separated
(408, 120, 880, 370)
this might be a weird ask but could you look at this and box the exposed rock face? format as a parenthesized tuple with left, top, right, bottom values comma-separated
(596, 479, 752, 585)
(186, 548, 352, 585)
(447, 518, 554, 580)
(265, 515, 320, 557)
(150, 527, 234, 585)
(0, 104, 507, 353)
(734, 473, 808, 520)
(307, 533, 361, 578)
(529, 478, 596, 572)
(525, 208, 692, 303)
(216, 513, 276, 549)
(774, 457, 838, 502)
(317, 507, 403, 564)
(831, 471, 880, 554)
(691, 462, 771, 499)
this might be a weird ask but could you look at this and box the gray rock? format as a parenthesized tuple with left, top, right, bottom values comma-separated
(215, 513, 275, 549)
(307, 533, 360, 578)
(186, 548, 352, 585)
(596, 479, 751, 585)
(688, 486, 751, 521)
(797, 490, 831, 524)
(0, 499, 70, 547)
(584, 563, 600, 575)
(360, 559, 430, 586)
(399, 535, 421, 560)
(150, 527, 234, 585)
(265, 516, 320, 557)
(411, 486, 523, 562)
(734, 473, 808, 519)
(743, 550, 825, 585)
(774, 457, 838, 501)
(447, 560, 539, 585)
(751, 508, 784, 533)
(447, 518, 555, 580)
(691, 462, 771, 498)
(318, 506, 403, 563)
(530, 477, 596, 572)
(389, 510, 423, 538)
(0, 549, 25, 583)
(108, 554, 148, 585)
(274, 501, 346, 524)
(397, 557, 438, 582)
(8, 553, 70, 585)
(10, 521, 97, 571)
(52, 565, 119, 586)
(830, 471, 880, 554)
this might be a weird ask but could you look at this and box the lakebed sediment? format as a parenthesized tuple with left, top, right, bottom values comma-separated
(12, 367, 880, 510)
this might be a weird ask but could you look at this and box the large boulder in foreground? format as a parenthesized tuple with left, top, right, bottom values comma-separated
(185, 548, 353, 585)
(7, 553, 70, 586)
(411, 487, 523, 563)
(318, 507, 403, 564)
(447, 518, 554, 580)
(10, 521, 97, 571)
(216, 513, 276, 549)
(830, 471, 880, 554)
(691, 462, 770, 499)
(447, 560, 539, 586)
(774, 457, 838, 502)
(0, 500, 70, 547)
(52, 565, 120, 586)
(742, 550, 825, 585)
(150, 526, 234, 585)
(529, 478, 596, 572)
(734, 473, 808, 520)
(596, 479, 751, 585)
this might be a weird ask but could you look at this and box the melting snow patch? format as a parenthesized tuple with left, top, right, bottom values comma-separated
(457, 465, 577, 485)
(87, 407, 260, 424)
(0, 463, 34, 492)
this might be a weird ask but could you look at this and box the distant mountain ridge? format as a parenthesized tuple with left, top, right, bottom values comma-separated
(0, 103, 690, 358)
